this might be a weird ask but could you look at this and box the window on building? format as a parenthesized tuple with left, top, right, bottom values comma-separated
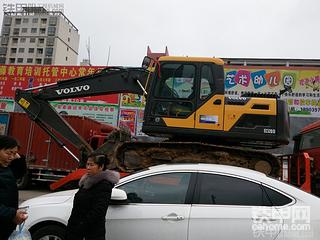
(27, 58, 33, 63)
(48, 27, 56, 36)
(45, 48, 53, 57)
(1, 37, 9, 45)
(46, 37, 55, 46)
(15, 18, 22, 25)
(44, 58, 52, 65)
(32, 18, 38, 23)
(0, 47, 7, 55)
(0, 58, 5, 64)
(35, 58, 42, 64)
(3, 16, 12, 26)
(65, 56, 68, 61)
(31, 28, 37, 34)
(20, 38, 26, 43)
(67, 47, 69, 51)
(49, 17, 57, 26)
(17, 58, 23, 63)
(21, 28, 28, 33)
(1, 27, 10, 35)
(13, 28, 20, 35)
(23, 18, 29, 23)
(9, 58, 15, 64)
(18, 48, 24, 53)
(69, 28, 71, 33)
(39, 28, 46, 34)
(28, 48, 34, 53)
(40, 18, 47, 24)
(30, 38, 36, 43)
(11, 48, 17, 54)
(67, 37, 70, 42)
(12, 38, 18, 44)
(38, 38, 45, 44)
(37, 48, 43, 54)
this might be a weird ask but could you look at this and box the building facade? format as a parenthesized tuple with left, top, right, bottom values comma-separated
(0, 7, 79, 65)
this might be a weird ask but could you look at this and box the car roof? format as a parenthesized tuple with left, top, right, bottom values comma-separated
(146, 163, 266, 179)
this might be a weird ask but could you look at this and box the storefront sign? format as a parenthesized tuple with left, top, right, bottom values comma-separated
(120, 93, 146, 108)
(50, 101, 119, 126)
(118, 109, 137, 135)
(225, 66, 320, 117)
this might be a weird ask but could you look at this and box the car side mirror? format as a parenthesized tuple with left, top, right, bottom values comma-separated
(110, 188, 127, 205)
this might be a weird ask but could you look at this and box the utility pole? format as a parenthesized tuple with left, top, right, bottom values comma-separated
(106, 46, 111, 66)
(86, 37, 92, 66)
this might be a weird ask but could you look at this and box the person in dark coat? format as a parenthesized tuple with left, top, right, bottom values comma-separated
(0, 135, 28, 240)
(9, 155, 27, 180)
(66, 153, 120, 240)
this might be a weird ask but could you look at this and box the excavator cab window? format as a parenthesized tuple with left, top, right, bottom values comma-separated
(152, 63, 195, 117)
(155, 63, 195, 99)
(200, 65, 215, 100)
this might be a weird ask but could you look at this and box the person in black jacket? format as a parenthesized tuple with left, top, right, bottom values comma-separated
(0, 135, 28, 240)
(66, 153, 120, 240)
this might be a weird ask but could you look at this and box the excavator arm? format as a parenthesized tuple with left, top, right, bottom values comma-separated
(15, 66, 151, 162)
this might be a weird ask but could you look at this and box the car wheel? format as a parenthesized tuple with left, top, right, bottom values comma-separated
(32, 225, 66, 240)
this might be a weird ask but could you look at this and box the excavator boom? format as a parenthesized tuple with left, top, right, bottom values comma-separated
(15, 67, 150, 157)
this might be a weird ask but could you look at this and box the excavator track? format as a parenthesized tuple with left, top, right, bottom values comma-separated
(108, 141, 280, 177)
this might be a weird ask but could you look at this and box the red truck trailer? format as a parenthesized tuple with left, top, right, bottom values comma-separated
(279, 119, 320, 196)
(1, 111, 115, 189)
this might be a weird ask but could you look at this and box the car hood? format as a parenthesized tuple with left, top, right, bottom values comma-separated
(20, 189, 77, 207)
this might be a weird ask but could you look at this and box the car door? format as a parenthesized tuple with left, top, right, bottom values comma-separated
(106, 171, 193, 240)
(188, 172, 283, 240)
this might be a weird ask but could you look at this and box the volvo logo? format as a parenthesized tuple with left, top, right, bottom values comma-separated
(55, 85, 90, 95)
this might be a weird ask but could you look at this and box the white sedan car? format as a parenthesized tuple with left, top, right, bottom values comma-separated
(20, 164, 320, 240)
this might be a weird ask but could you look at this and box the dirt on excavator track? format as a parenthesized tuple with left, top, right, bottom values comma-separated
(107, 141, 281, 177)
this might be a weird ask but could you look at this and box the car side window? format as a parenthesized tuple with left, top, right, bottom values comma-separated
(196, 173, 267, 206)
(262, 185, 292, 206)
(118, 172, 191, 204)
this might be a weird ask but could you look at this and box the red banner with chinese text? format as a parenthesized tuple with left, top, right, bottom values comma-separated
(0, 64, 119, 104)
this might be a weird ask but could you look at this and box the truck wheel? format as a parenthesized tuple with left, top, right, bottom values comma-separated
(16, 172, 30, 190)
(32, 225, 66, 240)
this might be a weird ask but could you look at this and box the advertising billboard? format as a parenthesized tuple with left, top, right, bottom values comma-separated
(224, 66, 320, 117)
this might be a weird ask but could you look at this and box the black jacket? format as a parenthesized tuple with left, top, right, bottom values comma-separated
(66, 170, 120, 240)
(0, 167, 18, 240)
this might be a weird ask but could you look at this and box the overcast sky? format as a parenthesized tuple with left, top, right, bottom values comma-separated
(1, 0, 320, 66)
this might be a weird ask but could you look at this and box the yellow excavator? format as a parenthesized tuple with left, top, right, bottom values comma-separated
(15, 56, 290, 184)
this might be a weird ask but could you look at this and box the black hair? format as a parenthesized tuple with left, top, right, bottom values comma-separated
(0, 135, 19, 150)
(87, 153, 110, 170)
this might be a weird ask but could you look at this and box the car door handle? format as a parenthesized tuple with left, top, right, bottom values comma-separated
(162, 213, 185, 221)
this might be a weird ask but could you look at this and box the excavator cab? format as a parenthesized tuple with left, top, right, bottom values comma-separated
(142, 56, 290, 147)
